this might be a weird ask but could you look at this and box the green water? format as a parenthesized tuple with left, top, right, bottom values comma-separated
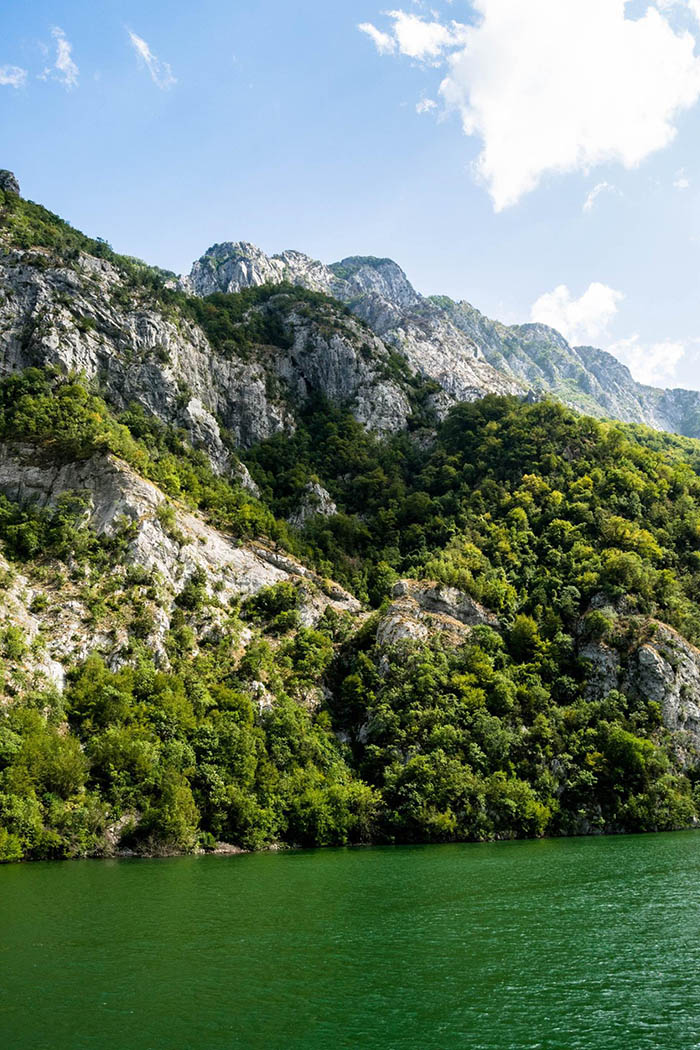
(2, 834, 700, 1050)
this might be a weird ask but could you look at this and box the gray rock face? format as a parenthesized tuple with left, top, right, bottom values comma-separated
(0, 243, 413, 452)
(625, 624, 700, 743)
(376, 579, 498, 647)
(0, 170, 20, 196)
(184, 246, 523, 406)
(185, 242, 700, 439)
(581, 619, 700, 761)
(182, 242, 344, 298)
(288, 481, 337, 528)
(0, 443, 361, 680)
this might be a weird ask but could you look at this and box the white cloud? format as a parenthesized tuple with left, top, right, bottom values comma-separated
(442, 0, 700, 210)
(358, 23, 396, 55)
(128, 30, 176, 90)
(50, 27, 78, 89)
(40, 27, 78, 89)
(531, 282, 624, 344)
(608, 335, 686, 386)
(583, 181, 619, 213)
(387, 10, 468, 63)
(674, 167, 691, 189)
(0, 66, 27, 88)
(359, 11, 468, 65)
(362, 1, 700, 209)
(416, 97, 437, 114)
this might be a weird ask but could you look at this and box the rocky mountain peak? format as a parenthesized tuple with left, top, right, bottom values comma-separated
(184, 242, 340, 298)
(329, 256, 420, 309)
(0, 170, 20, 196)
(180, 233, 700, 441)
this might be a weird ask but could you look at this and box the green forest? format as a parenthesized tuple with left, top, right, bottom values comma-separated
(2, 366, 700, 861)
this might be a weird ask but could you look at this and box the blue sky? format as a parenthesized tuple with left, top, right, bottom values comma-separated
(3, 0, 700, 389)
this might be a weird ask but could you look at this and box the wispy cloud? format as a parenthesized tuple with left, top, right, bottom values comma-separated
(128, 30, 176, 90)
(46, 27, 79, 89)
(608, 334, 686, 386)
(358, 23, 396, 55)
(416, 97, 437, 114)
(359, 11, 467, 65)
(0, 65, 27, 88)
(583, 181, 620, 213)
(674, 167, 691, 189)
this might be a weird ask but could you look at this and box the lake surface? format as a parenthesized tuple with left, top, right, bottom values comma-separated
(2, 833, 700, 1050)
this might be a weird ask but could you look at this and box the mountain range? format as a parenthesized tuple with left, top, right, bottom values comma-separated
(181, 239, 700, 438)
(2, 168, 700, 862)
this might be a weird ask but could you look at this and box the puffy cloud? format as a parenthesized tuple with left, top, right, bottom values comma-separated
(0, 66, 27, 88)
(441, 0, 700, 210)
(362, 1, 700, 209)
(128, 30, 176, 90)
(583, 181, 619, 213)
(608, 335, 686, 386)
(41, 27, 78, 89)
(359, 11, 467, 65)
(674, 167, 691, 189)
(530, 283, 624, 344)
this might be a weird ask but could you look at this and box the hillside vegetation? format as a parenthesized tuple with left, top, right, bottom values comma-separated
(1, 184, 700, 860)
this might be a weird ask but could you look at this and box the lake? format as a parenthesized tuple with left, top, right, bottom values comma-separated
(2, 833, 700, 1049)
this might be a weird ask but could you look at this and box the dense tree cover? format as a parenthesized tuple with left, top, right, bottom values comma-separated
(248, 395, 700, 641)
(2, 376, 700, 859)
(0, 626, 379, 861)
(182, 284, 358, 361)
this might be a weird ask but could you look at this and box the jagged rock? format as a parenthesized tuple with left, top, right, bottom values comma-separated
(376, 579, 497, 647)
(181, 398, 229, 472)
(579, 641, 621, 700)
(0, 170, 20, 196)
(185, 241, 700, 439)
(624, 624, 700, 743)
(232, 461, 260, 497)
(0, 246, 413, 450)
(185, 246, 522, 406)
(580, 619, 700, 763)
(288, 481, 337, 528)
(392, 580, 499, 627)
(181, 242, 344, 298)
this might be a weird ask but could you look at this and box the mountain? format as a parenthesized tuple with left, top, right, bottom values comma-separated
(2, 171, 700, 862)
(184, 242, 700, 437)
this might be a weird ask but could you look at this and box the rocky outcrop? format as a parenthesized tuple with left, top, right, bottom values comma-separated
(288, 481, 337, 528)
(624, 623, 700, 749)
(0, 171, 20, 196)
(181, 241, 345, 298)
(184, 246, 523, 406)
(0, 443, 360, 680)
(580, 618, 700, 762)
(376, 579, 498, 647)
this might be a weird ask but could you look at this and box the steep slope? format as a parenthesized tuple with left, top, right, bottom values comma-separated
(3, 172, 700, 862)
(183, 244, 523, 403)
(0, 178, 419, 464)
(185, 242, 700, 437)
